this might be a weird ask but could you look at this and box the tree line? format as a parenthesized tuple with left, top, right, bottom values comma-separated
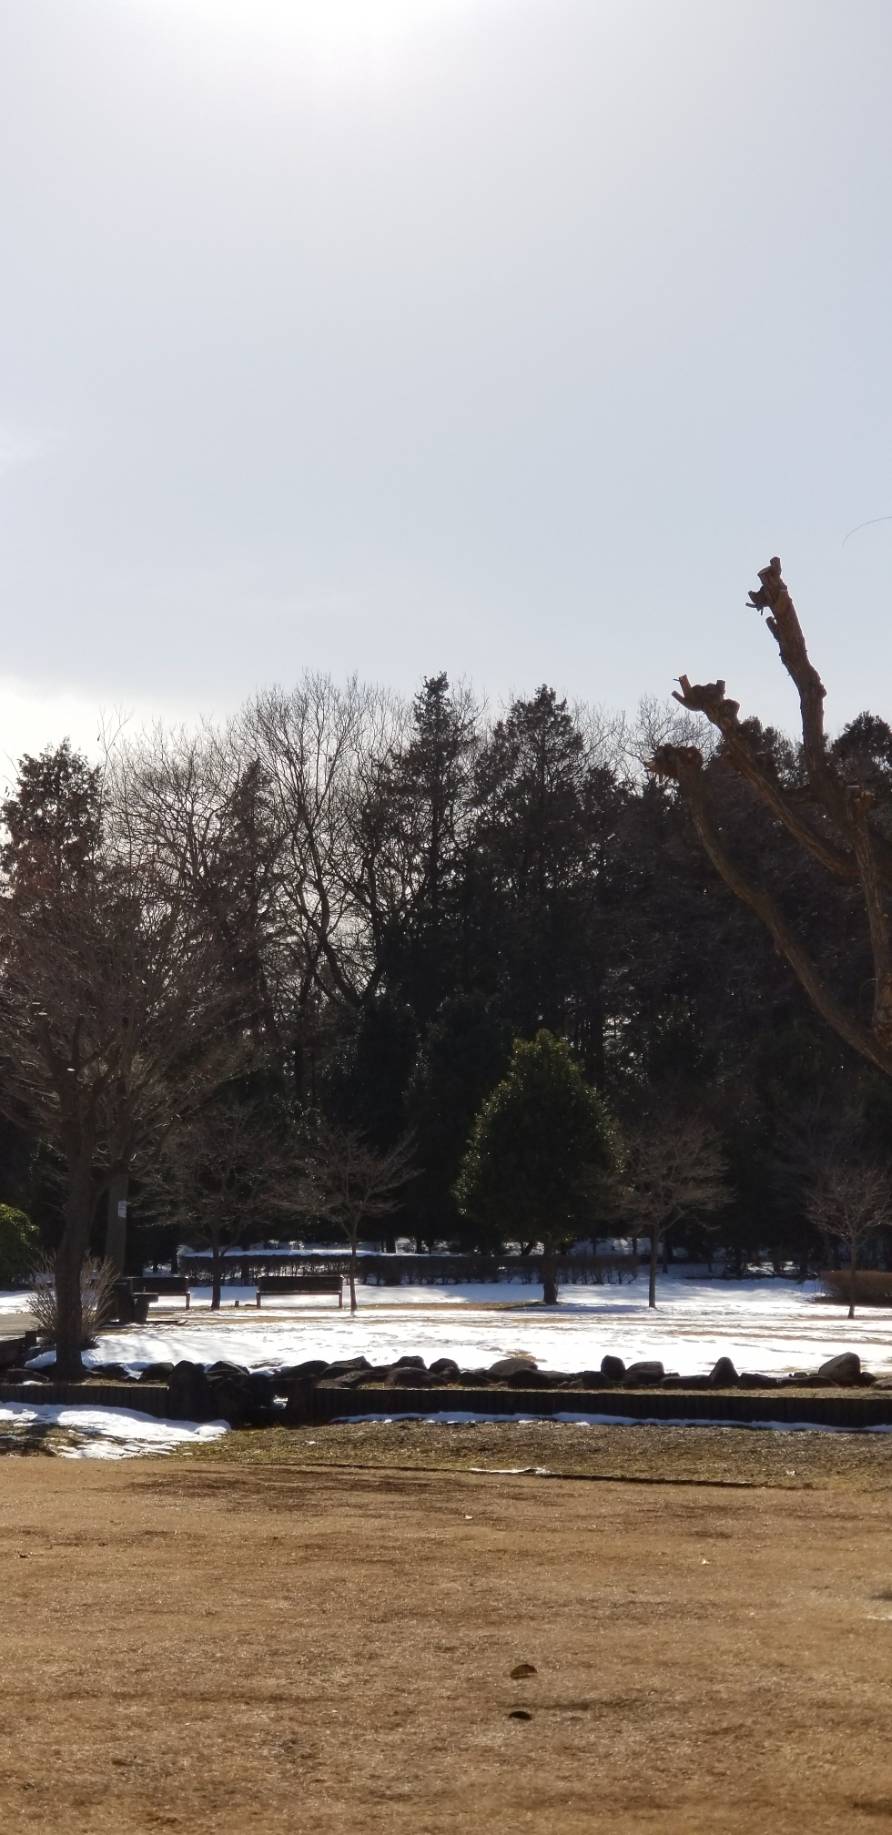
(3, 558, 892, 1369)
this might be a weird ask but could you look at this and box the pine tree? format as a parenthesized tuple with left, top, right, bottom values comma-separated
(455, 1030, 618, 1302)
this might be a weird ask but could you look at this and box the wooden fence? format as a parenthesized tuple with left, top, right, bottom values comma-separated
(299, 1384, 892, 1431)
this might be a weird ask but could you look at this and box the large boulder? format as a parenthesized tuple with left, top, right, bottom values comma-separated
(625, 1360, 665, 1385)
(429, 1358, 460, 1379)
(489, 1355, 539, 1378)
(817, 1352, 862, 1385)
(709, 1357, 738, 1387)
(138, 1362, 175, 1384)
(392, 1355, 428, 1370)
(600, 1355, 625, 1382)
(168, 1359, 213, 1421)
(384, 1366, 438, 1387)
(502, 1368, 566, 1389)
(326, 1356, 372, 1376)
(279, 1360, 331, 1381)
(206, 1365, 276, 1427)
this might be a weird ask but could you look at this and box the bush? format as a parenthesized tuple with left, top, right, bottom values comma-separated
(27, 1255, 119, 1346)
(0, 1204, 38, 1286)
(821, 1269, 892, 1308)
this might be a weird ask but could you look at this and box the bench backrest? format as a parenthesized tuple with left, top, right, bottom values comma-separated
(256, 1275, 342, 1293)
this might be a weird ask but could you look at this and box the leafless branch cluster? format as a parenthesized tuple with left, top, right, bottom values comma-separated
(650, 557, 892, 1077)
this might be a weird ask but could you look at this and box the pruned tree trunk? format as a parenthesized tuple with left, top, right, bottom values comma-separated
(105, 1170, 129, 1273)
(54, 1167, 95, 1379)
(541, 1240, 558, 1306)
(210, 1242, 224, 1312)
(348, 1235, 359, 1314)
(648, 1233, 658, 1309)
(848, 1239, 858, 1319)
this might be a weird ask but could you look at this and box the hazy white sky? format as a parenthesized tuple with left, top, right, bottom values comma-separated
(2, 0, 892, 768)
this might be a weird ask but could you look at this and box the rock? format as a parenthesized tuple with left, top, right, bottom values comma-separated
(206, 1366, 276, 1427)
(326, 1356, 372, 1375)
(385, 1366, 438, 1387)
(279, 1360, 330, 1381)
(662, 1374, 712, 1391)
(138, 1362, 175, 1383)
(489, 1354, 538, 1377)
(503, 1368, 565, 1389)
(429, 1358, 460, 1378)
(393, 1355, 428, 1370)
(624, 1361, 665, 1385)
(93, 1363, 134, 1382)
(709, 1357, 738, 1386)
(168, 1360, 213, 1421)
(818, 1352, 862, 1385)
(738, 1372, 780, 1389)
(600, 1355, 625, 1382)
(563, 1371, 608, 1390)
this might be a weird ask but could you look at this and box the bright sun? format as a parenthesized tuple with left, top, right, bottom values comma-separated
(174, 0, 459, 64)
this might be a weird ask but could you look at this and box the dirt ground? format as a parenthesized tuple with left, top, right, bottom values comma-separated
(2, 1453, 892, 1835)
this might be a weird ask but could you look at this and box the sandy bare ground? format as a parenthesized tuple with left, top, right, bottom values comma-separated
(2, 1456, 892, 1835)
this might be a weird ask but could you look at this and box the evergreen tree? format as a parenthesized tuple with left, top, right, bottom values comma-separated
(471, 687, 620, 1068)
(455, 1030, 618, 1301)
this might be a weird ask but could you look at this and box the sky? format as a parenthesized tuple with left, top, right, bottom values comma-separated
(2, 0, 892, 774)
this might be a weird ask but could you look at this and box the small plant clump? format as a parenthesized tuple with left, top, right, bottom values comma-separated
(27, 1254, 119, 1349)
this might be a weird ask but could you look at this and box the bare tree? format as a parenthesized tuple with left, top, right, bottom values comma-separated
(651, 556, 892, 1078)
(619, 1111, 729, 1307)
(149, 1101, 285, 1311)
(807, 1161, 892, 1318)
(281, 1123, 416, 1313)
(0, 745, 245, 1377)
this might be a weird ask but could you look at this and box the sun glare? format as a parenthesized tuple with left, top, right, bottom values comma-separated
(161, 0, 464, 80)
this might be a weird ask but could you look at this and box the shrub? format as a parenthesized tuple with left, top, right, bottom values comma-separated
(0, 1204, 39, 1286)
(821, 1269, 892, 1308)
(27, 1255, 119, 1346)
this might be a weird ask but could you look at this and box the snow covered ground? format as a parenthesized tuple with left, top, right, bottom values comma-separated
(37, 1274, 892, 1378)
(0, 1399, 227, 1458)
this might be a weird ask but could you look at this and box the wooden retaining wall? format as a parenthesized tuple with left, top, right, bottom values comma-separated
(0, 1382, 173, 1417)
(303, 1384, 892, 1431)
(3, 1380, 892, 1432)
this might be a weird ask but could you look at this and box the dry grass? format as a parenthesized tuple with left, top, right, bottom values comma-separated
(185, 1416, 892, 1491)
(3, 1452, 892, 1833)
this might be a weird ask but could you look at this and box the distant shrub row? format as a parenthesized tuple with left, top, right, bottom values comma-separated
(821, 1269, 892, 1307)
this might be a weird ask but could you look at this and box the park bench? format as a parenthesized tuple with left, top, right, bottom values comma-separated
(138, 1275, 192, 1308)
(255, 1274, 343, 1309)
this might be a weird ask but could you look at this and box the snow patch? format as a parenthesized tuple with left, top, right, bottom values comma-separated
(0, 1400, 229, 1460)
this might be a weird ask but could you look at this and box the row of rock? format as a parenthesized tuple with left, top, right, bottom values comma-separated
(10, 1347, 875, 1426)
